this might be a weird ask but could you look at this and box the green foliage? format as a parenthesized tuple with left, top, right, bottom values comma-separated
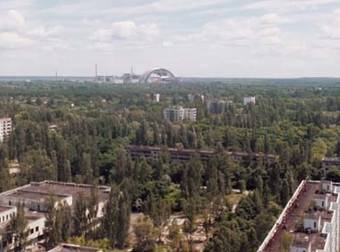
(0, 80, 339, 252)
(8, 203, 28, 252)
(45, 197, 72, 249)
(133, 216, 157, 252)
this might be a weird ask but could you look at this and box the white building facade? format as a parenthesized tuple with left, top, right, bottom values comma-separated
(163, 106, 197, 122)
(0, 117, 12, 142)
(243, 96, 256, 105)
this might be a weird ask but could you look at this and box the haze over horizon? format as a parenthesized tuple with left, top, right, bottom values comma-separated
(1, 0, 340, 77)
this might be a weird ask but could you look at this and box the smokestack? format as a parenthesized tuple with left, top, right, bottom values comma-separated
(95, 64, 98, 78)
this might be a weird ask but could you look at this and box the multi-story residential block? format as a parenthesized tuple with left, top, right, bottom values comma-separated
(0, 117, 12, 142)
(258, 180, 340, 252)
(322, 157, 340, 168)
(207, 99, 227, 114)
(0, 181, 110, 251)
(243, 96, 256, 105)
(127, 145, 278, 164)
(163, 106, 197, 122)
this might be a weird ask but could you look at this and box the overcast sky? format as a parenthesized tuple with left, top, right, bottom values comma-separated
(0, 0, 340, 77)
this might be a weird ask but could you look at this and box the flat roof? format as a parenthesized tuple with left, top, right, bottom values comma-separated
(291, 234, 310, 248)
(0, 205, 14, 213)
(260, 181, 339, 252)
(1, 181, 110, 204)
(48, 243, 101, 252)
(24, 181, 110, 202)
(8, 190, 68, 202)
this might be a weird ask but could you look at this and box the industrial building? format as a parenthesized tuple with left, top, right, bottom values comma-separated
(0, 117, 12, 142)
(258, 180, 340, 252)
(163, 106, 197, 122)
(0, 181, 110, 251)
(139, 68, 176, 85)
(243, 96, 256, 105)
(95, 68, 177, 85)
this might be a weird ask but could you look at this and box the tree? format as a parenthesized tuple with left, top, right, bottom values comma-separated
(102, 185, 119, 248)
(280, 179, 290, 206)
(45, 197, 59, 249)
(63, 159, 72, 182)
(145, 196, 170, 242)
(81, 153, 93, 183)
(133, 216, 157, 252)
(326, 167, 340, 182)
(181, 156, 203, 199)
(115, 189, 131, 248)
(101, 184, 131, 249)
(280, 231, 293, 252)
(73, 193, 89, 236)
(8, 203, 28, 252)
(311, 138, 327, 162)
(168, 220, 187, 252)
(45, 197, 72, 249)
(88, 183, 99, 224)
(0, 167, 10, 193)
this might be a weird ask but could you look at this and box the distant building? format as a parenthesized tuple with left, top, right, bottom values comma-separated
(207, 99, 227, 114)
(163, 106, 197, 122)
(187, 94, 195, 102)
(187, 94, 205, 103)
(139, 68, 176, 85)
(122, 73, 140, 84)
(257, 180, 340, 252)
(128, 145, 278, 164)
(0, 181, 110, 251)
(153, 93, 160, 103)
(322, 157, 340, 168)
(243, 96, 256, 105)
(94, 75, 124, 84)
(0, 117, 12, 142)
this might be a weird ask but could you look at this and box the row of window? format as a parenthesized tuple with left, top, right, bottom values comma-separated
(0, 212, 15, 223)
(30, 226, 39, 235)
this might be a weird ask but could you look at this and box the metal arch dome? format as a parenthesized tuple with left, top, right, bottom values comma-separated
(139, 68, 176, 84)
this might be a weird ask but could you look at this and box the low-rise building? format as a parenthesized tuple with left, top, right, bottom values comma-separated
(163, 106, 197, 122)
(257, 180, 340, 252)
(0, 117, 12, 142)
(0, 181, 110, 251)
(243, 96, 256, 105)
(48, 243, 102, 252)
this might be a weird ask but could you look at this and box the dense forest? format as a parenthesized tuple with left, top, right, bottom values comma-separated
(0, 80, 339, 251)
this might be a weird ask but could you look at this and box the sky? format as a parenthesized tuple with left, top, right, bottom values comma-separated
(0, 0, 340, 78)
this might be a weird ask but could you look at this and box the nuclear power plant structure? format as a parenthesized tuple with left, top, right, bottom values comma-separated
(139, 68, 177, 84)
(93, 65, 177, 85)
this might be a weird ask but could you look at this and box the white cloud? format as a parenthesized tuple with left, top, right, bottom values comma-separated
(0, 0, 340, 77)
(320, 9, 340, 40)
(0, 9, 66, 50)
(245, 0, 339, 12)
(0, 10, 26, 31)
(0, 32, 33, 49)
(169, 13, 285, 48)
(92, 20, 159, 47)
